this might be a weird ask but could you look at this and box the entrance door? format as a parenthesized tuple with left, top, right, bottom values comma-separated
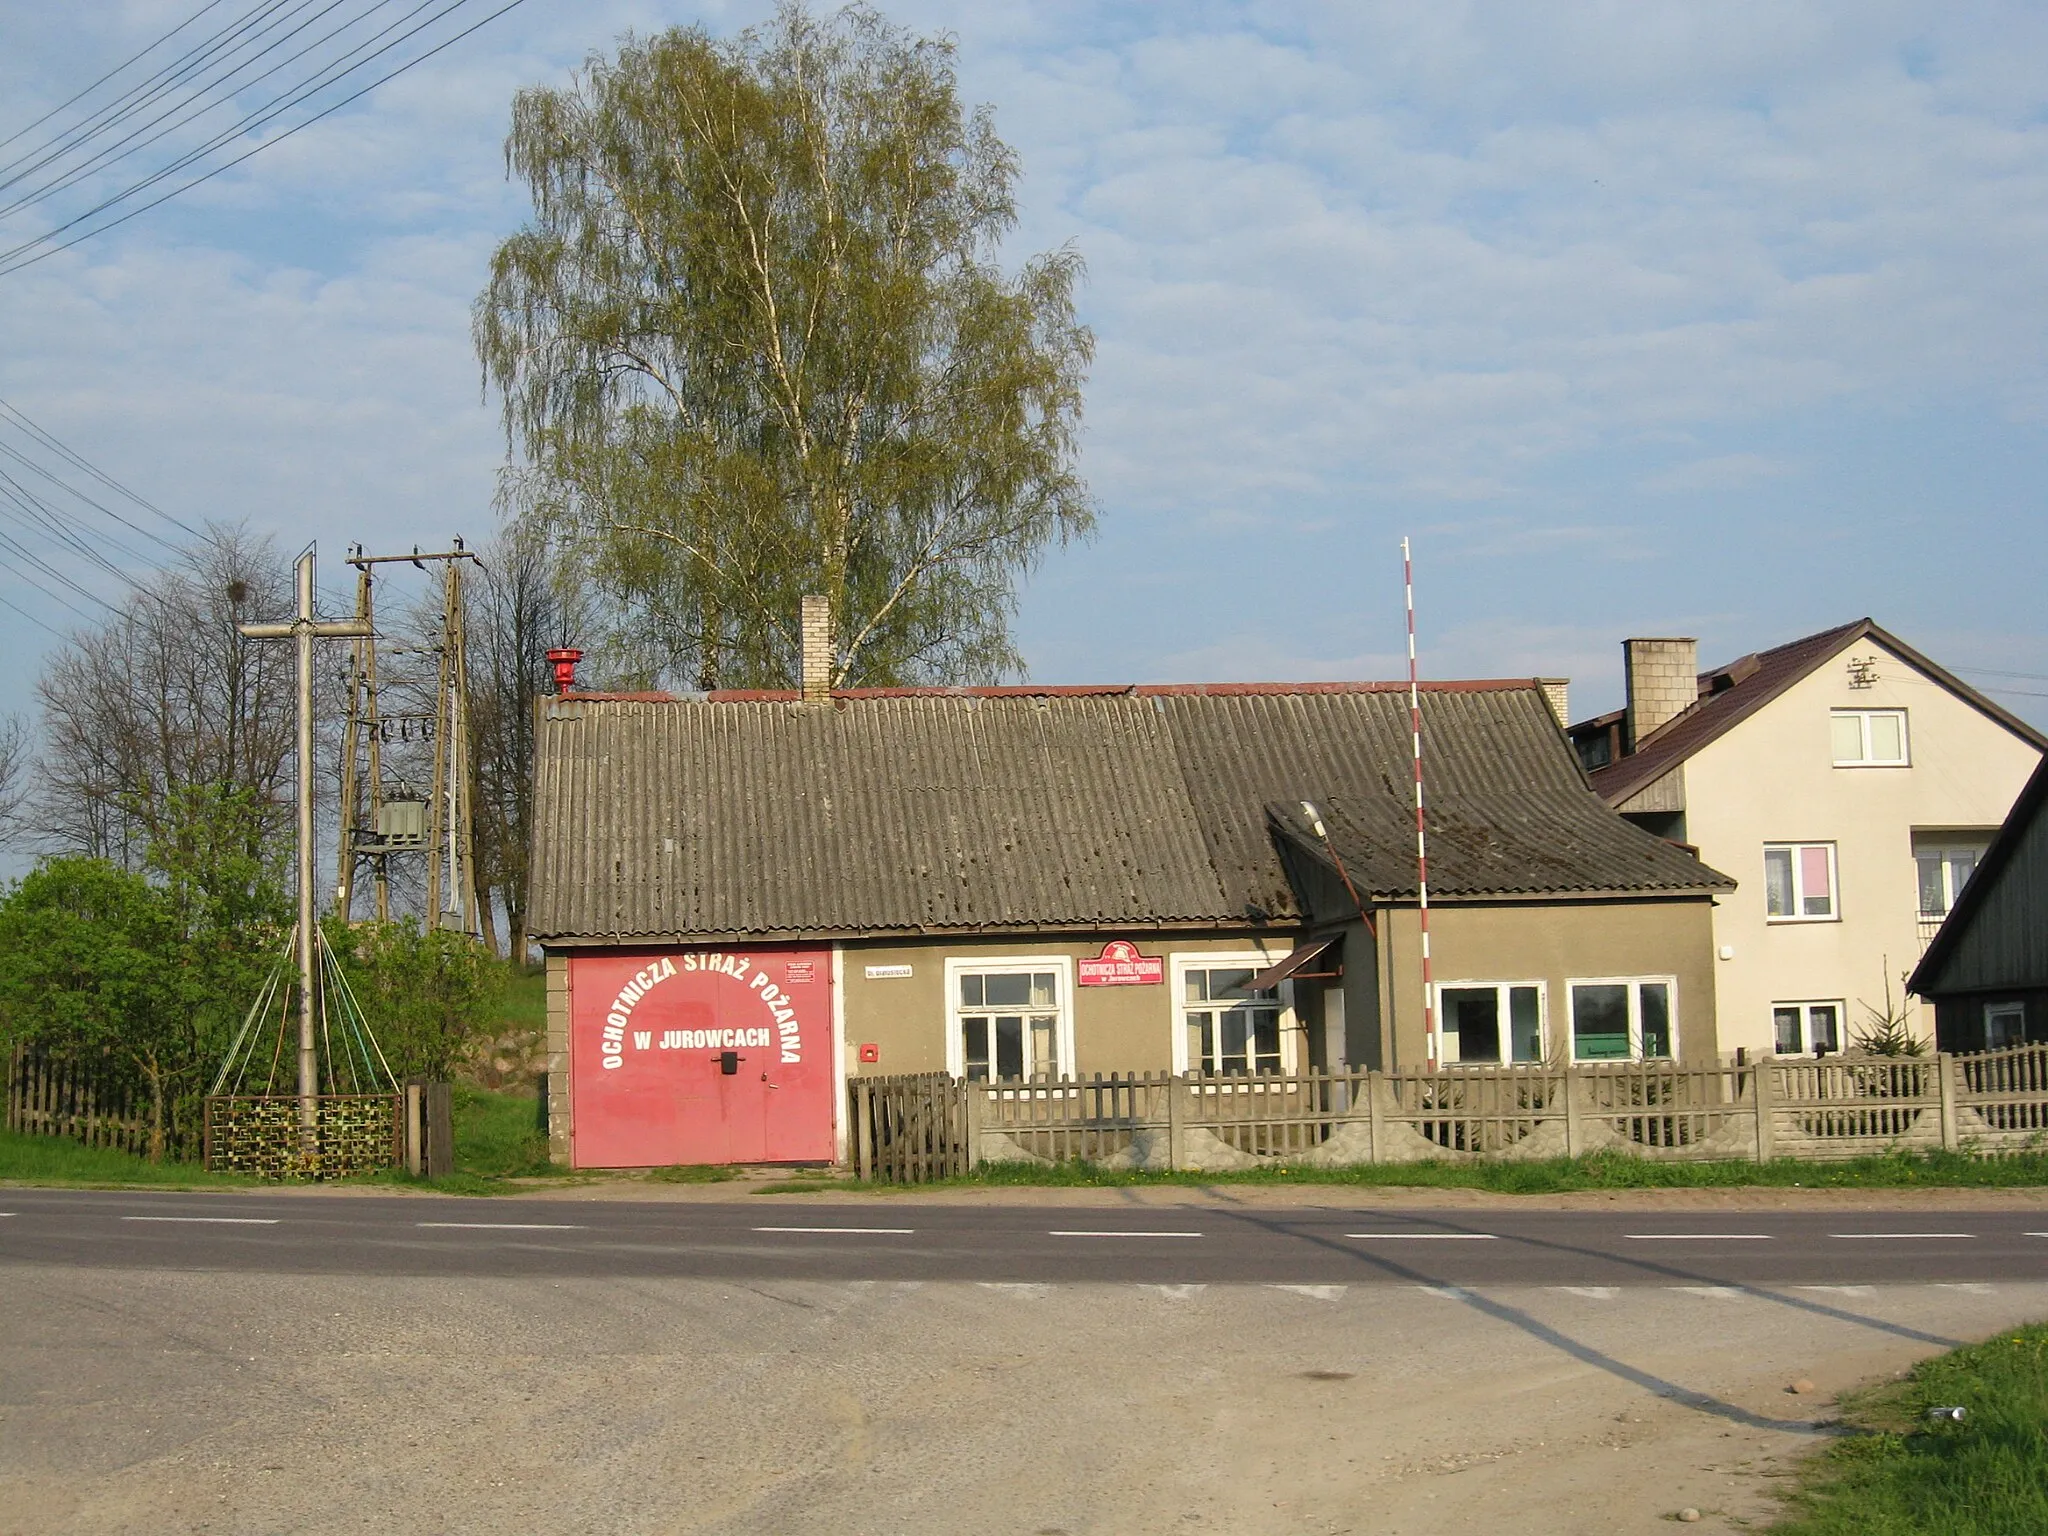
(568, 948, 835, 1167)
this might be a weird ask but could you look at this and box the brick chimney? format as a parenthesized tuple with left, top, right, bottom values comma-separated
(1537, 677, 1569, 729)
(800, 594, 832, 703)
(1623, 637, 1698, 750)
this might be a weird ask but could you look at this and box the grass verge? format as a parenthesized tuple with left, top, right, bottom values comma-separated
(761, 1149, 2048, 1194)
(0, 1126, 253, 1188)
(1772, 1323, 2048, 1534)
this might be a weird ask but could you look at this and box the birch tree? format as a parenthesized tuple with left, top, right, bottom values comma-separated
(474, 3, 1094, 689)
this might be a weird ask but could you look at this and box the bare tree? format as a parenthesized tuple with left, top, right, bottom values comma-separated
(35, 526, 296, 864)
(0, 714, 31, 846)
(467, 521, 584, 962)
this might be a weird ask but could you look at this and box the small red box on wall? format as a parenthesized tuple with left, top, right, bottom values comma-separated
(858, 1043, 880, 1063)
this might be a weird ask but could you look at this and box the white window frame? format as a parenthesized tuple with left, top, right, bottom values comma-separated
(1565, 976, 1678, 1062)
(943, 954, 1076, 1082)
(1985, 1001, 2027, 1050)
(1831, 708, 1909, 767)
(1434, 980, 1548, 1067)
(1771, 1000, 1844, 1056)
(1764, 841, 1840, 923)
(1914, 841, 1985, 919)
(1169, 952, 1299, 1076)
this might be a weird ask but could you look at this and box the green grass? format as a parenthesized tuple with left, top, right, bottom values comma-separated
(0, 1126, 253, 1187)
(495, 965, 546, 1036)
(1772, 1323, 2048, 1534)
(790, 1149, 2048, 1194)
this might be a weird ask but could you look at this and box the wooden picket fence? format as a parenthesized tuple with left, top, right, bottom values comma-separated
(5, 1044, 161, 1157)
(848, 1044, 2048, 1180)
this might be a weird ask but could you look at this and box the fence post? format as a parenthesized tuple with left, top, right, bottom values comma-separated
(963, 1078, 984, 1172)
(404, 1083, 423, 1176)
(1166, 1073, 1186, 1172)
(854, 1081, 874, 1182)
(1938, 1052, 1959, 1153)
(1366, 1070, 1384, 1164)
(1754, 1057, 1777, 1163)
(1564, 1064, 1583, 1159)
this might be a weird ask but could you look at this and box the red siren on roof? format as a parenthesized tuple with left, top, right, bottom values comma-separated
(546, 648, 583, 693)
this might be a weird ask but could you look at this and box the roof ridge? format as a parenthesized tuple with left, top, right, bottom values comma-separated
(561, 678, 1548, 704)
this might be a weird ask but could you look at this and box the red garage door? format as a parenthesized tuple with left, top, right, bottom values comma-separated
(568, 948, 836, 1167)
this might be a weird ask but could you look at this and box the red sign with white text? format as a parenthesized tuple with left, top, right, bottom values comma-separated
(568, 948, 835, 1167)
(1077, 940, 1165, 987)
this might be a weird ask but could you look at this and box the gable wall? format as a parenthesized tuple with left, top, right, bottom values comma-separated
(1682, 636, 2041, 1055)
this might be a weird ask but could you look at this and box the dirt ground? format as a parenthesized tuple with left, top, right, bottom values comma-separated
(4, 1257, 2043, 1534)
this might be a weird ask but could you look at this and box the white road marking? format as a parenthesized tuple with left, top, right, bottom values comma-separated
(1048, 1230, 1202, 1239)
(1345, 1231, 1497, 1240)
(1268, 1284, 1347, 1300)
(1144, 1284, 1208, 1300)
(121, 1216, 279, 1225)
(2026, 1233, 2048, 1239)
(1626, 1233, 1774, 1240)
(1795, 1285, 1876, 1297)
(978, 1282, 1050, 1297)
(1674, 1286, 1746, 1298)
(1828, 1232, 1975, 1240)
(1556, 1286, 1619, 1300)
(415, 1222, 588, 1231)
(1418, 1285, 1477, 1300)
(1937, 1283, 1997, 1294)
(751, 1226, 914, 1235)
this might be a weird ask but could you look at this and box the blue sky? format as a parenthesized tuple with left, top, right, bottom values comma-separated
(1, 0, 2045, 728)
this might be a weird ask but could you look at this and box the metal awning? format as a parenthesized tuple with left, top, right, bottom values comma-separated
(1244, 935, 1341, 991)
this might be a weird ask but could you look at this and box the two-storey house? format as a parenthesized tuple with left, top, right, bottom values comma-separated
(1567, 620, 2045, 1059)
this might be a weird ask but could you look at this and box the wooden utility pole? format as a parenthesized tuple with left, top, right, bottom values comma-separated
(237, 548, 373, 1150)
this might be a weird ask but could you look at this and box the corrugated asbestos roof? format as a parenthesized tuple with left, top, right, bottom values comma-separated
(530, 682, 1733, 943)
(1585, 619, 2048, 807)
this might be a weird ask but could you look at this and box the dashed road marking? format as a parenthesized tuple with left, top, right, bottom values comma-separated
(121, 1216, 279, 1225)
(751, 1226, 914, 1235)
(1047, 1230, 1202, 1239)
(1937, 1283, 1997, 1294)
(1555, 1286, 1619, 1300)
(978, 1282, 1050, 1297)
(1418, 1285, 1477, 1301)
(1269, 1284, 1347, 1300)
(1626, 1233, 1774, 1241)
(1674, 1286, 1746, 1299)
(416, 1222, 588, 1231)
(1346, 1231, 1497, 1240)
(1795, 1285, 1876, 1297)
(1145, 1284, 1208, 1300)
(1829, 1232, 1975, 1240)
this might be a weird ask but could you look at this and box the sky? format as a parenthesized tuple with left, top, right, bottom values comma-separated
(1, 0, 2045, 732)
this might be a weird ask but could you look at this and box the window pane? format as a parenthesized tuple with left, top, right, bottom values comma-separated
(1986, 1003, 2025, 1049)
(1765, 848, 1795, 917)
(1510, 987, 1543, 1062)
(961, 974, 984, 1008)
(1209, 967, 1256, 999)
(1252, 1008, 1281, 1072)
(1220, 1008, 1250, 1074)
(983, 973, 1029, 1007)
(1030, 1016, 1057, 1076)
(1800, 846, 1833, 916)
(1030, 973, 1057, 1007)
(1831, 712, 1865, 762)
(1773, 1007, 1803, 1055)
(1918, 854, 1947, 917)
(1868, 713, 1904, 762)
(963, 1018, 989, 1080)
(993, 1016, 1025, 1079)
(1572, 985, 1631, 1059)
(1444, 987, 1501, 1064)
(1808, 1005, 1839, 1053)
(1950, 852, 1978, 899)
(1189, 1012, 1213, 1073)
(1639, 983, 1672, 1059)
(1185, 971, 1208, 1003)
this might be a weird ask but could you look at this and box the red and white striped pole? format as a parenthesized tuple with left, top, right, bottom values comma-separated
(1404, 537, 1436, 1069)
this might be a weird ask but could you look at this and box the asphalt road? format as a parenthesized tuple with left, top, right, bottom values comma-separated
(4, 1186, 2046, 1286)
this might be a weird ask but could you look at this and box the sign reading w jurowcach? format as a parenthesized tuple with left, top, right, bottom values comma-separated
(1078, 940, 1164, 987)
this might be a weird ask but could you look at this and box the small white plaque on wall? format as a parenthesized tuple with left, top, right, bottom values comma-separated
(865, 964, 914, 979)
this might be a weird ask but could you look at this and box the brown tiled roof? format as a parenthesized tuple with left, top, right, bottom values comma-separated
(530, 682, 1732, 944)
(1585, 619, 2048, 807)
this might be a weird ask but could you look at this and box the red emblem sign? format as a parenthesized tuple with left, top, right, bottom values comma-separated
(1078, 940, 1164, 987)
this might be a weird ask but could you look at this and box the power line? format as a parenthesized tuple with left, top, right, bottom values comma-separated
(0, 0, 533, 277)
(0, 395, 203, 540)
(0, 0, 237, 157)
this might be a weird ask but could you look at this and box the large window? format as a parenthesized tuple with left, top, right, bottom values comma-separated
(1772, 1001, 1842, 1056)
(1915, 842, 1984, 919)
(1765, 842, 1838, 921)
(946, 958, 1073, 1081)
(1437, 983, 1545, 1065)
(1176, 959, 1285, 1075)
(1832, 708, 1908, 766)
(1985, 1002, 2027, 1050)
(1568, 978, 1675, 1061)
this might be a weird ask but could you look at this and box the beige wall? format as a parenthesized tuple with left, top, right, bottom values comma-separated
(839, 932, 1297, 1080)
(1371, 898, 1719, 1066)
(1683, 638, 2041, 1056)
